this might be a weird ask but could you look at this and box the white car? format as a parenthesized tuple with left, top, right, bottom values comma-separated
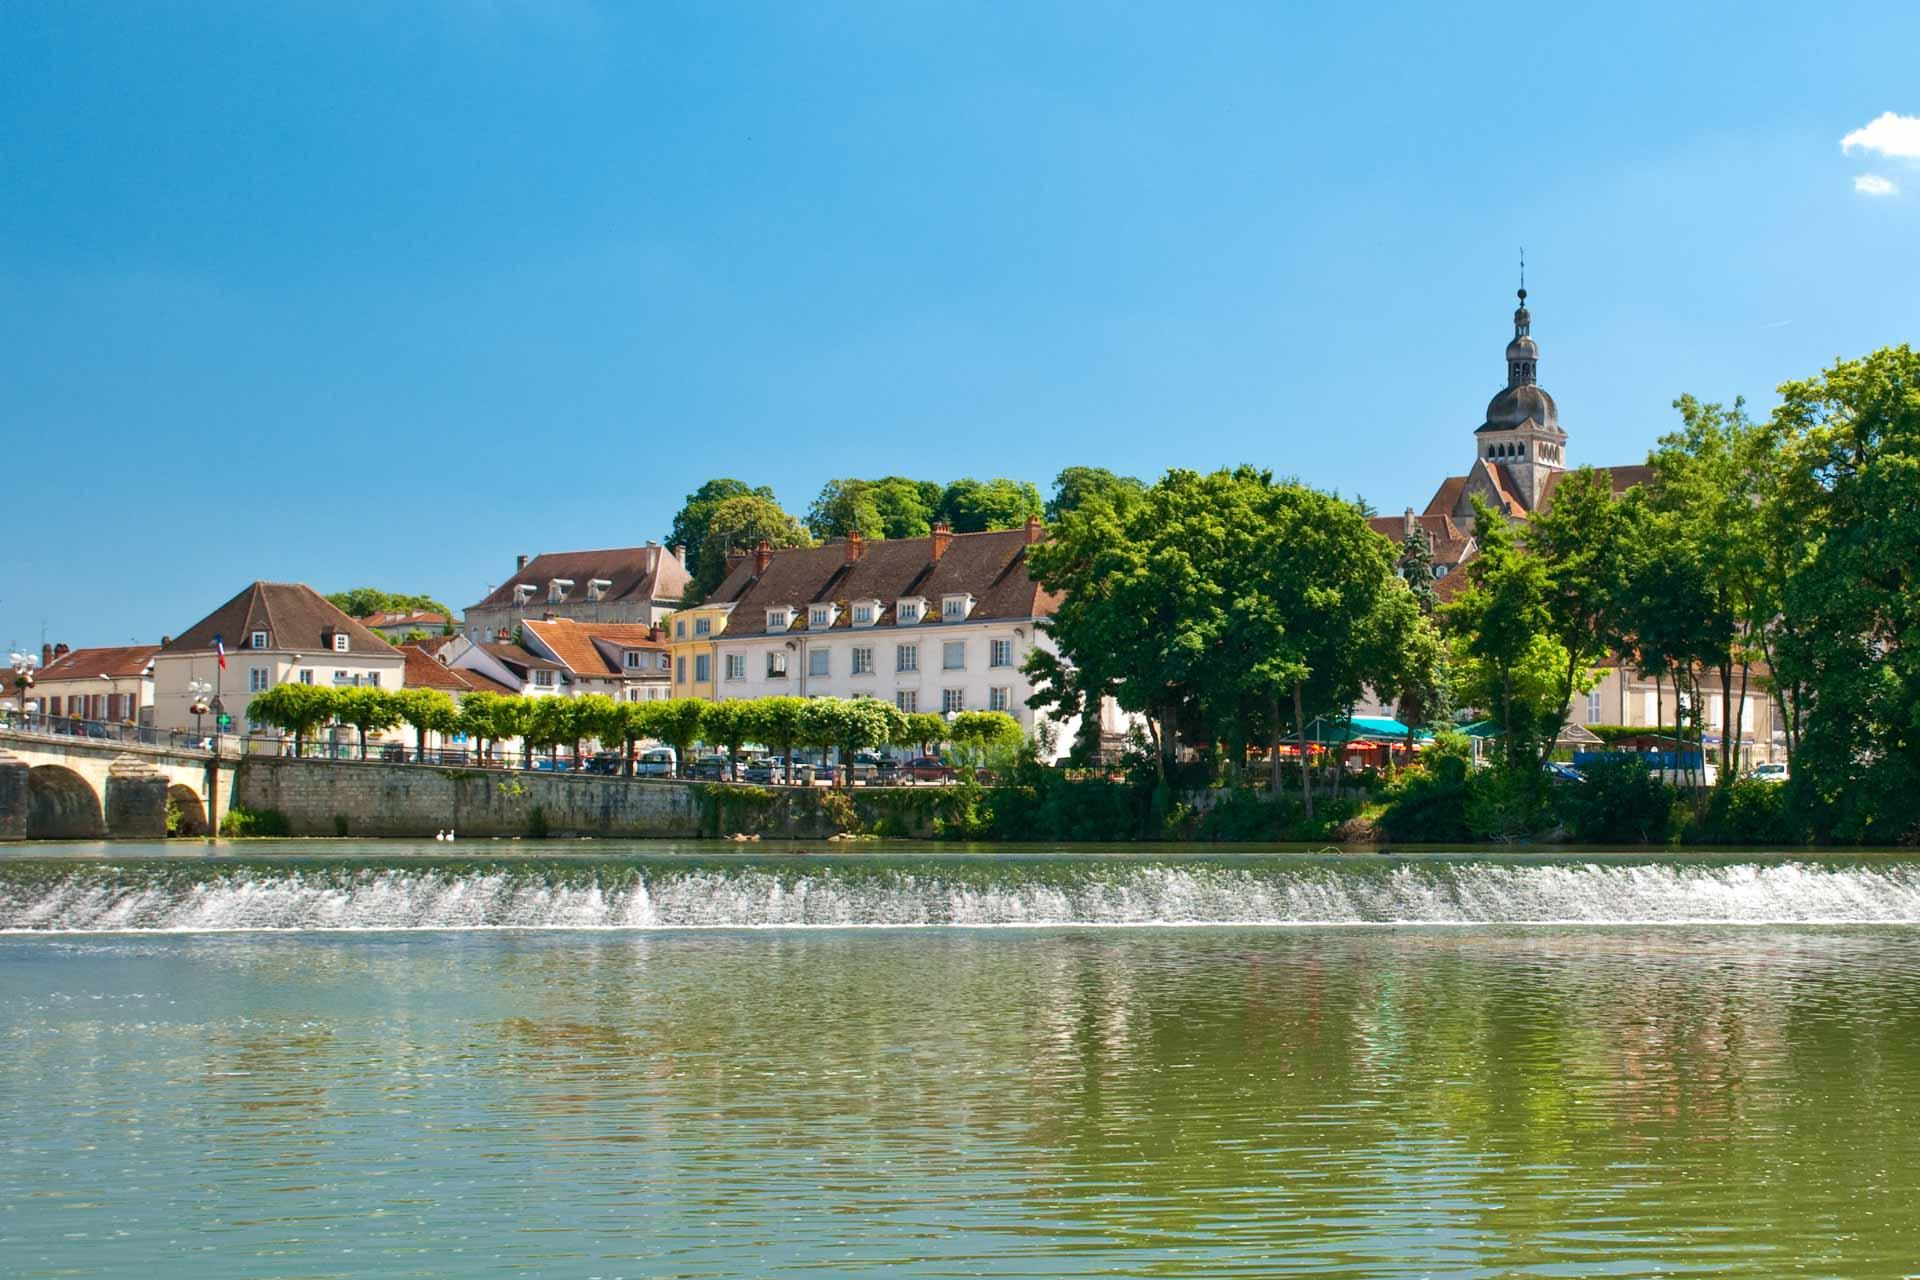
(1747, 761, 1790, 784)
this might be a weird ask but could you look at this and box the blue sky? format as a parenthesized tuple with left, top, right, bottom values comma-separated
(4, 1, 1916, 650)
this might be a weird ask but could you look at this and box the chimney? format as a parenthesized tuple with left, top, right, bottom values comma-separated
(1403, 507, 1418, 540)
(515, 553, 530, 571)
(1024, 513, 1043, 545)
(41, 643, 53, 668)
(725, 546, 747, 575)
(495, 627, 511, 644)
(543, 610, 557, 621)
(845, 530, 865, 565)
(673, 543, 687, 566)
(930, 521, 952, 563)
(648, 624, 664, 644)
(53, 643, 69, 660)
(753, 539, 773, 575)
(160, 635, 172, 648)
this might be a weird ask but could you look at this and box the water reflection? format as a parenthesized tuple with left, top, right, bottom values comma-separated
(4, 928, 1920, 1277)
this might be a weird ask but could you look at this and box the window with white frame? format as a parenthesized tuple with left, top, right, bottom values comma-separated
(767, 608, 791, 632)
(1587, 688, 1603, 723)
(896, 689, 918, 713)
(943, 640, 965, 670)
(989, 638, 1013, 668)
(942, 688, 965, 715)
(809, 648, 829, 678)
(694, 617, 711, 637)
(989, 686, 1010, 712)
(767, 650, 789, 678)
(251, 630, 268, 650)
(332, 670, 351, 686)
(896, 643, 918, 673)
(248, 667, 270, 692)
(725, 654, 746, 681)
(367, 673, 380, 688)
(896, 600, 922, 624)
(298, 669, 314, 685)
(810, 604, 835, 629)
(533, 669, 555, 688)
(657, 653, 670, 671)
(851, 646, 874, 676)
(1643, 689, 1657, 723)
(941, 595, 971, 621)
(333, 633, 350, 653)
(624, 650, 642, 670)
(852, 603, 876, 625)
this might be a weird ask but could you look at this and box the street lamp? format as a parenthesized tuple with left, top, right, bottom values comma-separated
(7, 651, 37, 727)
(187, 677, 214, 741)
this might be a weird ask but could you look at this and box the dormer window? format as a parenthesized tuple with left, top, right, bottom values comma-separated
(513, 584, 536, 605)
(586, 578, 612, 602)
(767, 608, 791, 633)
(548, 578, 573, 604)
(896, 598, 924, 625)
(332, 633, 350, 653)
(851, 600, 879, 627)
(940, 594, 975, 622)
(623, 650, 642, 670)
(810, 604, 838, 630)
(1433, 565, 1450, 579)
(693, 616, 711, 637)
(250, 630, 268, 650)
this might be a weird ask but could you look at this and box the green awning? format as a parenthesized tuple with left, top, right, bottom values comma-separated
(1456, 720, 1505, 738)
(1285, 716, 1433, 744)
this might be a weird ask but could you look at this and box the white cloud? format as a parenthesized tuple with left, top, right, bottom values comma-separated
(1854, 173, 1900, 197)
(1841, 112, 1920, 158)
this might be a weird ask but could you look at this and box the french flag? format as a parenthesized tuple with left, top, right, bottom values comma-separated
(215, 634, 227, 671)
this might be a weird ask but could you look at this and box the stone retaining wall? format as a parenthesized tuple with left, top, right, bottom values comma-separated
(233, 757, 945, 840)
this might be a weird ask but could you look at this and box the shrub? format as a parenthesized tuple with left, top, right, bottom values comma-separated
(526, 805, 549, 840)
(1554, 756, 1676, 844)
(1684, 778, 1800, 846)
(1464, 765, 1550, 842)
(218, 807, 291, 838)
(1376, 753, 1471, 843)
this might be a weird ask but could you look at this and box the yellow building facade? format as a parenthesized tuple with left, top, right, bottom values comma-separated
(662, 602, 734, 701)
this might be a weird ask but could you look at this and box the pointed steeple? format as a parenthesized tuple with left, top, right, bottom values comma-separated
(1506, 271, 1537, 388)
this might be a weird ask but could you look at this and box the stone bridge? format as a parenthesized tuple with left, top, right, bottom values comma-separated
(0, 729, 230, 840)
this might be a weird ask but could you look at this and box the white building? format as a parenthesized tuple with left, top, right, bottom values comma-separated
(695, 520, 1129, 758)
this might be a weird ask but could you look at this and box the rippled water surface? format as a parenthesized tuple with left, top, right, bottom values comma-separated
(7, 847, 1920, 1277)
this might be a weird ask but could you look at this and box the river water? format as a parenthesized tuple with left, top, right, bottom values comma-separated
(6, 841, 1920, 1277)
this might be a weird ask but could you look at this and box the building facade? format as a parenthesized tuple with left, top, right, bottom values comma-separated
(151, 583, 406, 736)
(462, 544, 691, 642)
(31, 643, 160, 725)
(520, 618, 673, 702)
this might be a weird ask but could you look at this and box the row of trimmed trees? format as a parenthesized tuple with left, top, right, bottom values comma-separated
(244, 683, 1022, 784)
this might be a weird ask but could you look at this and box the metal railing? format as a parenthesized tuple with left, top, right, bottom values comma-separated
(0, 710, 241, 755)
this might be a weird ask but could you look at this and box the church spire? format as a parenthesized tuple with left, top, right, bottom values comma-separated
(1506, 266, 1537, 388)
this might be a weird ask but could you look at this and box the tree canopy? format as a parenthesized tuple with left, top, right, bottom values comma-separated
(325, 588, 454, 627)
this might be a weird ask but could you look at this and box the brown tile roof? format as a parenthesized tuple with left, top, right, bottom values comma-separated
(454, 666, 517, 696)
(409, 633, 460, 659)
(467, 546, 690, 612)
(37, 644, 160, 683)
(399, 644, 476, 691)
(161, 583, 394, 657)
(1423, 476, 1467, 518)
(521, 619, 666, 677)
(707, 529, 1054, 639)
(1536, 464, 1654, 510)
(477, 642, 562, 675)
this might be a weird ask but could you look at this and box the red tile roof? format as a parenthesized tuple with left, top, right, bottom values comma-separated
(521, 619, 666, 677)
(37, 644, 160, 683)
(707, 528, 1055, 639)
(360, 610, 448, 629)
(398, 644, 477, 692)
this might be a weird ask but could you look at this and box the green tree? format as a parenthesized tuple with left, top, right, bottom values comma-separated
(1524, 466, 1635, 764)
(1443, 496, 1560, 767)
(1046, 466, 1146, 522)
(690, 494, 812, 598)
(570, 694, 620, 764)
(901, 711, 950, 757)
(391, 688, 459, 763)
(936, 477, 1044, 533)
(335, 685, 401, 759)
(807, 476, 941, 540)
(522, 696, 578, 766)
(246, 683, 339, 756)
(650, 699, 709, 776)
(455, 691, 508, 765)
(947, 710, 1022, 775)
(746, 696, 810, 782)
(667, 479, 776, 585)
(700, 700, 757, 779)
(324, 588, 454, 626)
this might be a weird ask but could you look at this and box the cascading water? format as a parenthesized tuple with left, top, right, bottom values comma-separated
(8, 858, 1920, 931)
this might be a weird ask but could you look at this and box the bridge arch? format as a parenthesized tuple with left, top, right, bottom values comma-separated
(167, 783, 207, 836)
(28, 765, 105, 839)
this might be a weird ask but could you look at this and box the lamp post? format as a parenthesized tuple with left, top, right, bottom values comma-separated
(7, 651, 37, 728)
(188, 677, 213, 742)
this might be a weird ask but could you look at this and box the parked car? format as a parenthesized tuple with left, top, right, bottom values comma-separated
(380, 743, 408, 762)
(529, 756, 575, 772)
(1747, 761, 1790, 784)
(586, 750, 624, 776)
(634, 747, 677, 777)
(691, 753, 731, 780)
(744, 756, 790, 784)
(902, 756, 953, 783)
(1543, 761, 1586, 783)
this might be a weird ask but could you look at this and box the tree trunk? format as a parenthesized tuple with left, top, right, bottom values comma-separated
(1268, 694, 1284, 793)
(1293, 682, 1314, 821)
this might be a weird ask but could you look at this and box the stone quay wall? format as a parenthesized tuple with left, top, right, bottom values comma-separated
(233, 757, 945, 840)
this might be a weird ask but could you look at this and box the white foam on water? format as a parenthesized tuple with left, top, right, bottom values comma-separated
(7, 861, 1920, 933)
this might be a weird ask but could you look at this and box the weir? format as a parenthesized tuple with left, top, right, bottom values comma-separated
(7, 857, 1920, 931)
